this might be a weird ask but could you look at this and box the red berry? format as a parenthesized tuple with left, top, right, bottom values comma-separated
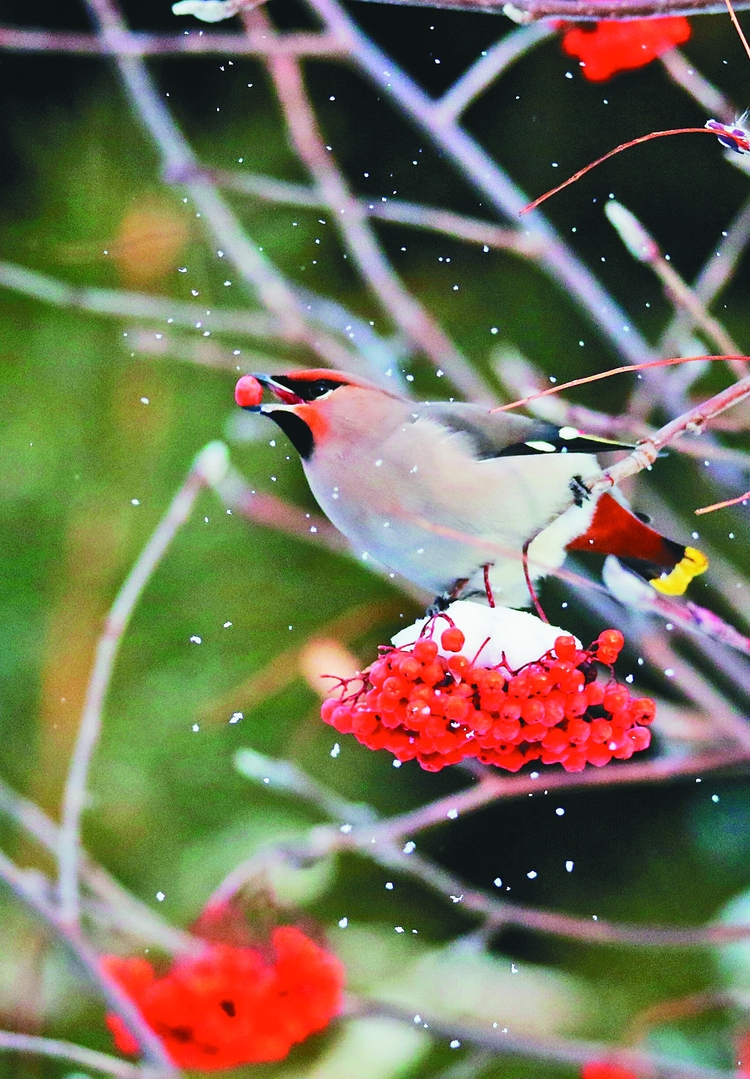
(234, 374, 264, 408)
(584, 681, 605, 707)
(603, 685, 630, 714)
(398, 656, 422, 681)
(581, 1063, 638, 1079)
(521, 698, 545, 724)
(554, 635, 578, 663)
(629, 697, 656, 724)
(441, 627, 465, 652)
(413, 640, 439, 663)
(585, 743, 614, 768)
(420, 661, 445, 687)
(448, 654, 470, 678)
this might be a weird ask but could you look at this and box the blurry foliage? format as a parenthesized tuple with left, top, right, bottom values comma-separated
(0, 0, 749, 1076)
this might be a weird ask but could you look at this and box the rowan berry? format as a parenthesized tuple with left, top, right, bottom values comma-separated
(554, 635, 578, 663)
(586, 743, 614, 768)
(521, 698, 546, 724)
(420, 662, 445, 687)
(398, 656, 422, 681)
(413, 639, 438, 663)
(441, 627, 466, 652)
(603, 684, 630, 714)
(448, 654, 470, 678)
(584, 681, 605, 707)
(581, 1063, 638, 1079)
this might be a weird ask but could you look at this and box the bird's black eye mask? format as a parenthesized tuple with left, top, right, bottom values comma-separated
(271, 376, 347, 401)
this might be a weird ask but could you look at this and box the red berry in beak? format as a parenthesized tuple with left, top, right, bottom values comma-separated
(235, 374, 264, 408)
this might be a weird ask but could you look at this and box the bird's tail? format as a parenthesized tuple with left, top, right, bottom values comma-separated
(566, 493, 708, 596)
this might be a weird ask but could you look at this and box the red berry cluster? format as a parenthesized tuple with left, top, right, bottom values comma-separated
(581, 1062, 638, 1079)
(103, 926, 344, 1070)
(561, 16, 690, 82)
(322, 627, 655, 774)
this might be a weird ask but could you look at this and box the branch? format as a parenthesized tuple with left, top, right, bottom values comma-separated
(229, 745, 750, 947)
(245, 5, 492, 402)
(215, 170, 541, 255)
(305, 0, 662, 371)
(347, 0, 750, 20)
(0, 24, 345, 56)
(81, 0, 362, 372)
(0, 851, 176, 1071)
(58, 442, 229, 926)
(351, 998, 734, 1079)
(432, 21, 555, 124)
(604, 201, 747, 378)
(0, 1031, 146, 1079)
(352, 749, 747, 842)
(589, 371, 750, 495)
(0, 777, 195, 954)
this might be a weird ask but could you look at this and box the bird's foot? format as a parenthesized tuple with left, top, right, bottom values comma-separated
(569, 475, 591, 508)
(482, 563, 496, 608)
(426, 577, 469, 617)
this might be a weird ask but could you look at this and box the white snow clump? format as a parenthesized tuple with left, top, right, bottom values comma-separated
(391, 600, 579, 672)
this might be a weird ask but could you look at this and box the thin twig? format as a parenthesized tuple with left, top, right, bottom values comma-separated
(246, 5, 491, 401)
(0, 851, 175, 1071)
(215, 169, 541, 255)
(81, 0, 360, 372)
(347, 0, 750, 20)
(590, 371, 750, 495)
(661, 194, 750, 355)
(0, 1031, 146, 1079)
(660, 48, 736, 123)
(696, 489, 750, 513)
(0, 24, 345, 56)
(305, 0, 662, 370)
(604, 201, 747, 378)
(58, 442, 228, 926)
(433, 21, 556, 125)
(0, 777, 195, 954)
(351, 997, 734, 1079)
(350, 749, 747, 841)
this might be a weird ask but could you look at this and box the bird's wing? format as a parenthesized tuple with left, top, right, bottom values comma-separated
(418, 402, 633, 460)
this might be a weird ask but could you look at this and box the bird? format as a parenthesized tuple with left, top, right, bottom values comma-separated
(234, 368, 708, 609)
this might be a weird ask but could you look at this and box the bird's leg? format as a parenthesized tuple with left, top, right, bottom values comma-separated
(426, 577, 469, 617)
(522, 535, 549, 624)
(482, 563, 496, 608)
(569, 475, 591, 508)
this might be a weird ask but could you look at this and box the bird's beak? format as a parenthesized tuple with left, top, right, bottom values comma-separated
(251, 374, 305, 406)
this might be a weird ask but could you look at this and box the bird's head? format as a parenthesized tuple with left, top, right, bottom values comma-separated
(234, 369, 399, 459)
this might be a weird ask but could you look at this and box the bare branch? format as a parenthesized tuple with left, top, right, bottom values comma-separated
(0, 851, 176, 1071)
(246, 6, 492, 401)
(58, 443, 228, 926)
(347, 0, 750, 21)
(0, 1031, 147, 1079)
(81, 0, 362, 372)
(0, 24, 345, 56)
(215, 170, 541, 255)
(351, 997, 734, 1079)
(433, 22, 555, 124)
(604, 201, 748, 377)
(590, 371, 750, 495)
(305, 0, 662, 370)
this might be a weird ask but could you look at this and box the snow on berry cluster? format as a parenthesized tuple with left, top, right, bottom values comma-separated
(102, 926, 344, 1070)
(321, 604, 655, 774)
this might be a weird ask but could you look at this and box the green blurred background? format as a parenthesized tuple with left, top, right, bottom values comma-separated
(1, 1, 750, 1075)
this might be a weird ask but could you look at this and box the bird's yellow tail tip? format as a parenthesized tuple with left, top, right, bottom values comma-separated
(650, 547, 709, 596)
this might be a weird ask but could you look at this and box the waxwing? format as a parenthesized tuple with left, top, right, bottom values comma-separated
(235, 369, 707, 609)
